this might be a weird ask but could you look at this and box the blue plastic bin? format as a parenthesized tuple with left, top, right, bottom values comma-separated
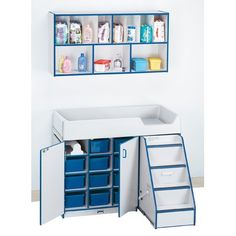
(89, 173, 110, 187)
(65, 192, 85, 208)
(114, 138, 130, 153)
(114, 155, 120, 169)
(131, 58, 148, 72)
(65, 158, 85, 173)
(113, 172, 119, 186)
(89, 156, 109, 170)
(114, 189, 119, 204)
(65, 175, 85, 189)
(90, 190, 110, 206)
(90, 139, 110, 153)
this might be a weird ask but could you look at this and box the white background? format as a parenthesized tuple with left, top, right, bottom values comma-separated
(31, 0, 204, 191)
(1, 0, 236, 235)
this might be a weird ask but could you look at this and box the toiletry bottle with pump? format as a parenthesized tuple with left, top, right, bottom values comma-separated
(78, 53, 87, 72)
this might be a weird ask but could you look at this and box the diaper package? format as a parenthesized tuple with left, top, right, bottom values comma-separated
(56, 22, 68, 45)
(70, 22, 82, 44)
(98, 22, 110, 43)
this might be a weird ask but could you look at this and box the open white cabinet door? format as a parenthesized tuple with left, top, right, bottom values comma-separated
(40, 142, 65, 225)
(119, 137, 139, 217)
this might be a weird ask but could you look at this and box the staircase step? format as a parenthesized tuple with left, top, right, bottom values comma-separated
(150, 164, 186, 169)
(156, 208, 195, 228)
(147, 143, 182, 149)
(157, 207, 194, 213)
(154, 186, 190, 191)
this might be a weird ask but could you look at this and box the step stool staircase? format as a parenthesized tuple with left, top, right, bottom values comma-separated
(139, 134, 196, 229)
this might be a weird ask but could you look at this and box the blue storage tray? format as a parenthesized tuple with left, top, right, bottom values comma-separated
(113, 172, 119, 186)
(90, 191, 110, 206)
(65, 192, 85, 208)
(90, 139, 110, 153)
(89, 173, 110, 187)
(114, 155, 120, 169)
(89, 156, 110, 171)
(114, 137, 130, 153)
(131, 58, 148, 72)
(65, 157, 85, 172)
(65, 175, 85, 189)
(114, 190, 119, 204)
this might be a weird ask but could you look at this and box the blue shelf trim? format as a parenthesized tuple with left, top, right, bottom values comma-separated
(55, 42, 168, 47)
(157, 208, 194, 214)
(143, 137, 158, 229)
(178, 134, 197, 225)
(154, 186, 190, 191)
(166, 13, 170, 72)
(52, 12, 169, 17)
(150, 164, 186, 169)
(147, 143, 182, 148)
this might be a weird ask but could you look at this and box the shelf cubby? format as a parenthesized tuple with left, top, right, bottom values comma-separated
(50, 11, 169, 77)
(132, 44, 168, 72)
(94, 44, 130, 73)
(55, 45, 93, 76)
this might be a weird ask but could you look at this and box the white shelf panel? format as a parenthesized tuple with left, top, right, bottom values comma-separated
(148, 146, 186, 167)
(157, 203, 193, 211)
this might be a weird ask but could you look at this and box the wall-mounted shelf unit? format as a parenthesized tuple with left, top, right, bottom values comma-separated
(49, 11, 169, 77)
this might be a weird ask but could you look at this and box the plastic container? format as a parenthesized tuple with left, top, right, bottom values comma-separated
(83, 24, 93, 43)
(113, 189, 119, 204)
(90, 139, 110, 153)
(65, 192, 85, 208)
(114, 137, 130, 152)
(114, 155, 120, 169)
(94, 59, 111, 72)
(65, 157, 85, 172)
(127, 25, 136, 42)
(140, 24, 152, 43)
(65, 175, 85, 189)
(131, 58, 148, 72)
(113, 172, 119, 186)
(90, 156, 110, 170)
(148, 57, 162, 70)
(78, 53, 87, 72)
(90, 190, 110, 206)
(89, 173, 110, 187)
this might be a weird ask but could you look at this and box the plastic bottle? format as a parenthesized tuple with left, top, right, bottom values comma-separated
(113, 53, 123, 72)
(62, 56, 72, 73)
(78, 53, 87, 72)
(83, 24, 93, 43)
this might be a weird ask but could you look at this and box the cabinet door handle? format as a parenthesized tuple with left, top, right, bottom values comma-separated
(123, 149, 127, 158)
(97, 210, 104, 214)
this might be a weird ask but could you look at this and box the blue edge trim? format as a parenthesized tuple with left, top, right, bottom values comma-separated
(39, 149, 42, 225)
(143, 137, 158, 229)
(180, 135, 197, 225)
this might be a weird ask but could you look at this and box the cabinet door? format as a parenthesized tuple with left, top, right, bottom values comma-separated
(119, 137, 139, 217)
(40, 142, 65, 225)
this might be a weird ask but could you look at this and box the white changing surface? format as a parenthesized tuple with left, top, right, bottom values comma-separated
(53, 104, 180, 140)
